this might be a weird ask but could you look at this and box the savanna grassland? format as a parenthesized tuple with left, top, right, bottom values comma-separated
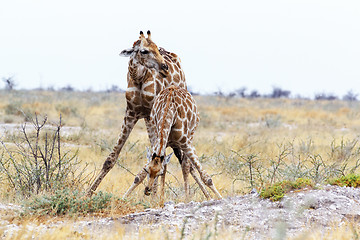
(1, 89, 360, 239)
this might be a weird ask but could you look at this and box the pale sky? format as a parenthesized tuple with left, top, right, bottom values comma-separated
(1, 0, 359, 97)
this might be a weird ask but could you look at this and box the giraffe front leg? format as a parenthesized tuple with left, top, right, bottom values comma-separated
(87, 111, 138, 197)
(123, 166, 148, 199)
(184, 146, 222, 199)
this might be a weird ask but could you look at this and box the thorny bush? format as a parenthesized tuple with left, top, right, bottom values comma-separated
(0, 114, 92, 198)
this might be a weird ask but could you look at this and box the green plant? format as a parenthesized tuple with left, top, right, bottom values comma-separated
(25, 189, 115, 216)
(329, 174, 360, 188)
(260, 178, 314, 201)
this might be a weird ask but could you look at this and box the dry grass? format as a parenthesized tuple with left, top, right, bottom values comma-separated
(1, 90, 360, 239)
(293, 222, 360, 240)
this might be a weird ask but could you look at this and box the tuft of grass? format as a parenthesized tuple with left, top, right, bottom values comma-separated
(297, 221, 360, 240)
(260, 178, 314, 201)
(329, 174, 360, 188)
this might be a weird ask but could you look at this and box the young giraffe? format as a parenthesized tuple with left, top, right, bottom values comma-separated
(87, 31, 209, 198)
(123, 86, 222, 201)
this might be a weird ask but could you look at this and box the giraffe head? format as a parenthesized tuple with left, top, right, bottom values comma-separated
(144, 148, 173, 196)
(120, 30, 169, 77)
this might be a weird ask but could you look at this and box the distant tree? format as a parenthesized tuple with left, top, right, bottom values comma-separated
(343, 90, 358, 101)
(248, 90, 260, 98)
(106, 85, 124, 93)
(2, 76, 16, 91)
(214, 88, 224, 97)
(34, 86, 44, 91)
(47, 86, 55, 91)
(227, 92, 236, 98)
(269, 87, 291, 98)
(314, 93, 338, 101)
(60, 85, 75, 92)
(235, 87, 247, 98)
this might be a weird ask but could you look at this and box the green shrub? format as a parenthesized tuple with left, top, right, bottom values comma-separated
(329, 174, 360, 188)
(260, 178, 314, 201)
(25, 189, 115, 216)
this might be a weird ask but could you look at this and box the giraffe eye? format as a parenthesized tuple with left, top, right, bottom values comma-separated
(140, 49, 150, 54)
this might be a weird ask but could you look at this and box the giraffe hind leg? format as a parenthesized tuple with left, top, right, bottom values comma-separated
(189, 164, 211, 200)
(174, 147, 210, 200)
(184, 146, 222, 199)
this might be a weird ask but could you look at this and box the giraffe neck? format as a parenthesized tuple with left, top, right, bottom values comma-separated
(128, 58, 148, 84)
(153, 87, 176, 157)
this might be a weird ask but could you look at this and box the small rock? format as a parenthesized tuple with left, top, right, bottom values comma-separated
(164, 201, 174, 206)
(213, 206, 223, 212)
(250, 188, 258, 195)
(329, 205, 337, 210)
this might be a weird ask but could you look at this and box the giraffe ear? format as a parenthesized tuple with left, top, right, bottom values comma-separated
(163, 152, 173, 166)
(120, 48, 134, 57)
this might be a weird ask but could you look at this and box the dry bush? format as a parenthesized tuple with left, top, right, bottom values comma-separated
(0, 113, 91, 199)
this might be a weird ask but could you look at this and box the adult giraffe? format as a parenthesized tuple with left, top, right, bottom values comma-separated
(87, 31, 209, 198)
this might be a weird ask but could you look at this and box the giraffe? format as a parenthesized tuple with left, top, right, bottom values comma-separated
(123, 86, 222, 202)
(87, 31, 209, 198)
